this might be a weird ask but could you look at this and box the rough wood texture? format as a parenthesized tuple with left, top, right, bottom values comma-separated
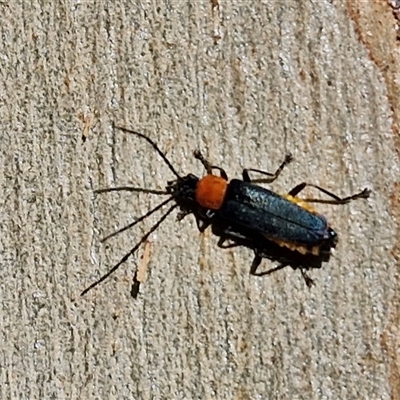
(0, 1, 398, 399)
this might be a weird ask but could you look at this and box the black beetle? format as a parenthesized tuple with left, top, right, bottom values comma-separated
(82, 126, 370, 297)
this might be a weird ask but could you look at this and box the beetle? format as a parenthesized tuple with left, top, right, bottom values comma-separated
(81, 125, 370, 297)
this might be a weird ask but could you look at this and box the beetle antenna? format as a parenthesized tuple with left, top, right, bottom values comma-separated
(114, 124, 181, 179)
(94, 187, 168, 195)
(100, 196, 174, 242)
(81, 202, 178, 296)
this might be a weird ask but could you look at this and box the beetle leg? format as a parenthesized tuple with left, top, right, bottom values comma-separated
(300, 268, 314, 288)
(249, 253, 288, 276)
(242, 153, 293, 183)
(196, 217, 211, 233)
(217, 236, 241, 249)
(288, 183, 370, 205)
(250, 256, 316, 287)
(249, 253, 263, 274)
(193, 150, 228, 180)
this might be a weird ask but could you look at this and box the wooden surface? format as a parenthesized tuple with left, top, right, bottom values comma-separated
(0, 1, 399, 399)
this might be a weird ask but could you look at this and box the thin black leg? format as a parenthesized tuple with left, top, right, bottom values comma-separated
(193, 150, 228, 180)
(288, 183, 370, 204)
(242, 153, 293, 183)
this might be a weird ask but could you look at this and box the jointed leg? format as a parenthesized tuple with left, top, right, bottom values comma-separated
(250, 252, 314, 287)
(242, 153, 293, 183)
(250, 254, 287, 276)
(193, 150, 228, 180)
(288, 183, 370, 204)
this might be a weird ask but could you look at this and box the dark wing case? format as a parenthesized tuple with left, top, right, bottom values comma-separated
(217, 179, 330, 246)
